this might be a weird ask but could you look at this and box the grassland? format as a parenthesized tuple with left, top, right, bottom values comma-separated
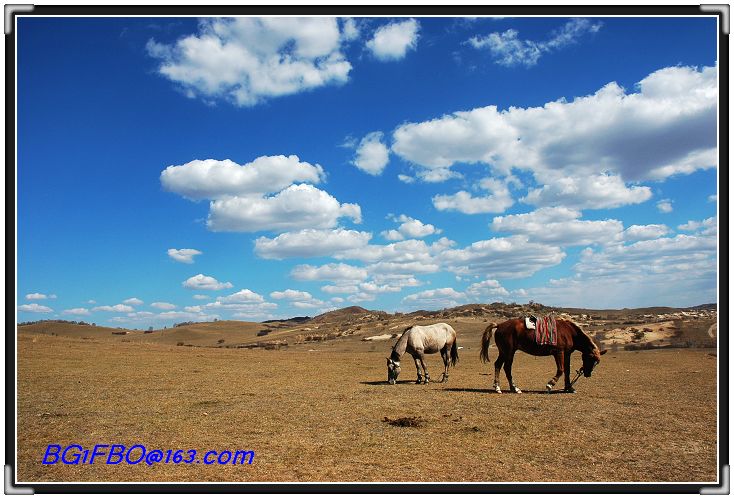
(16, 308, 718, 483)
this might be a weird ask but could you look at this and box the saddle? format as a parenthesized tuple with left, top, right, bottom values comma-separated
(525, 314, 557, 346)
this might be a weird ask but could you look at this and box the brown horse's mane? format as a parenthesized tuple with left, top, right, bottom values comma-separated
(563, 319, 597, 352)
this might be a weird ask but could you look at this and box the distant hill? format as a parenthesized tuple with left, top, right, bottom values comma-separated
(310, 306, 389, 324)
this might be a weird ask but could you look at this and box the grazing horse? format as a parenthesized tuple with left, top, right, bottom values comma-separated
(479, 318, 606, 393)
(387, 323, 459, 384)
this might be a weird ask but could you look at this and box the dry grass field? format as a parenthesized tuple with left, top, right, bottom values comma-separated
(16, 307, 718, 484)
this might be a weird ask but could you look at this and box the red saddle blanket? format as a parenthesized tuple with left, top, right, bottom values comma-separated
(534, 315, 558, 346)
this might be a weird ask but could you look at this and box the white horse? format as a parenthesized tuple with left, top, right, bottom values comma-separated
(387, 323, 459, 384)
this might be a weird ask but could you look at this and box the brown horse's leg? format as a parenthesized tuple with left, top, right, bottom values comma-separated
(503, 352, 521, 393)
(546, 351, 564, 392)
(493, 357, 504, 393)
(563, 351, 575, 393)
(413, 355, 422, 384)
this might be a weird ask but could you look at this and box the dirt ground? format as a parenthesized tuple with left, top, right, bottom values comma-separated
(16, 331, 718, 484)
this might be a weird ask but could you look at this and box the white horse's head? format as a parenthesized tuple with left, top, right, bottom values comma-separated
(386, 358, 401, 384)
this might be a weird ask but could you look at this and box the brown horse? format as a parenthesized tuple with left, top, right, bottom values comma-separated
(479, 318, 606, 393)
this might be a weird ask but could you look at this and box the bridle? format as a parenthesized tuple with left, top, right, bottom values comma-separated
(570, 359, 599, 387)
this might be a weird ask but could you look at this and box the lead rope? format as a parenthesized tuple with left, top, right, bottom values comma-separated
(569, 367, 584, 387)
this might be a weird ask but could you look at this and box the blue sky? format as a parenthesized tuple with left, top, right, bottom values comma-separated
(17, 15, 719, 328)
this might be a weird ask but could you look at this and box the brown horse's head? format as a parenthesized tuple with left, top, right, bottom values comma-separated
(581, 347, 607, 377)
(386, 358, 401, 384)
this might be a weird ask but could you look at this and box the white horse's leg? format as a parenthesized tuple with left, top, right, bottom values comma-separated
(440, 347, 449, 383)
(419, 354, 430, 384)
(413, 356, 422, 384)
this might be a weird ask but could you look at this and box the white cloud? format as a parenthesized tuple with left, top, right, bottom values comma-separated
(397, 174, 415, 184)
(623, 224, 671, 241)
(184, 306, 202, 313)
(167, 248, 203, 264)
(26, 293, 46, 300)
(192, 294, 210, 300)
(381, 214, 441, 241)
(147, 17, 353, 107)
(62, 308, 91, 316)
(321, 284, 359, 294)
(254, 228, 371, 259)
(87, 300, 96, 304)
(123, 297, 144, 306)
(161, 156, 325, 201)
(353, 132, 390, 175)
(491, 207, 623, 246)
(522, 173, 652, 209)
(216, 289, 266, 304)
(151, 302, 177, 310)
(433, 178, 514, 214)
(291, 262, 368, 282)
(270, 289, 313, 301)
(465, 279, 510, 299)
(391, 65, 716, 209)
(208, 184, 362, 232)
(678, 217, 716, 235)
(19, 304, 53, 313)
(442, 236, 565, 278)
(468, 18, 602, 67)
(402, 287, 466, 309)
(524, 232, 717, 308)
(656, 199, 673, 213)
(93, 304, 135, 313)
(708, 194, 717, 202)
(366, 19, 419, 61)
(182, 274, 233, 290)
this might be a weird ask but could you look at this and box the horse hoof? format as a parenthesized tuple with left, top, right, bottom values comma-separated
(564, 387, 576, 394)
(512, 388, 522, 394)
(494, 389, 502, 394)
(415, 379, 422, 384)
(545, 384, 553, 392)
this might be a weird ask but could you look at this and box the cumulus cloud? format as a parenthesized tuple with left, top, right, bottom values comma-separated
(391, 64, 716, 209)
(402, 287, 466, 309)
(657, 199, 673, 213)
(467, 18, 602, 67)
(25, 293, 55, 300)
(291, 262, 368, 282)
(442, 236, 565, 278)
(123, 297, 144, 306)
(151, 302, 177, 310)
(353, 132, 390, 175)
(465, 279, 510, 299)
(216, 289, 266, 304)
(623, 224, 671, 241)
(182, 274, 233, 290)
(192, 294, 210, 300)
(491, 207, 623, 246)
(93, 304, 135, 313)
(397, 174, 415, 184)
(207, 184, 361, 233)
(366, 19, 420, 61)
(19, 303, 53, 313)
(678, 217, 716, 235)
(147, 17, 353, 107)
(161, 156, 325, 201)
(161, 154, 360, 234)
(381, 214, 441, 241)
(254, 228, 371, 259)
(433, 178, 514, 214)
(270, 289, 313, 301)
(167, 248, 203, 264)
(62, 308, 91, 316)
(524, 232, 717, 308)
(522, 174, 652, 209)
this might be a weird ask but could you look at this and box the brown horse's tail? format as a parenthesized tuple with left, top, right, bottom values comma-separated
(450, 339, 459, 366)
(480, 323, 497, 364)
